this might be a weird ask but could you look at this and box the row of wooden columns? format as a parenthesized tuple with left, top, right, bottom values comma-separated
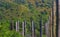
(49, 1, 56, 37)
(52, 0, 60, 37)
(50, 0, 60, 37)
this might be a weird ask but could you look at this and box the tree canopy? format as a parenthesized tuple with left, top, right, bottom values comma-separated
(0, 0, 52, 37)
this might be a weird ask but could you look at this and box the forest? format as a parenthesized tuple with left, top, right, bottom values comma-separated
(0, 0, 52, 37)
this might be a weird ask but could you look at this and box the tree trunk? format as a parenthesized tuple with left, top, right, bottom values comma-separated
(49, 8, 52, 37)
(45, 19, 50, 37)
(16, 21, 19, 32)
(31, 21, 35, 37)
(10, 20, 14, 30)
(24, 21, 26, 36)
(40, 17, 42, 37)
(22, 22, 25, 37)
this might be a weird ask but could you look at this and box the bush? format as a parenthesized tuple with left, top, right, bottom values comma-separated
(0, 31, 22, 37)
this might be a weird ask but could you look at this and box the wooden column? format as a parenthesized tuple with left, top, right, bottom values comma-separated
(56, 0, 58, 37)
(49, 8, 52, 37)
(51, 1, 56, 37)
(53, 1, 56, 37)
(58, 0, 60, 37)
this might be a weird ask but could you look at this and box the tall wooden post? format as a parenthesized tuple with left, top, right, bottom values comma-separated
(52, 0, 54, 37)
(52, 1, 56, 37)
(56, 0, 58, 37)
(58, 0, 60, 37)
(49, 8, 52, 37)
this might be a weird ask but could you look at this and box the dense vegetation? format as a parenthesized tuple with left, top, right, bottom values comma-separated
(0, 0, 52, 37)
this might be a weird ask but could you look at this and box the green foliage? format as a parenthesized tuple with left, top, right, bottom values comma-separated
(0, 0, 52, 37)
(0, 31, 22, 37)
